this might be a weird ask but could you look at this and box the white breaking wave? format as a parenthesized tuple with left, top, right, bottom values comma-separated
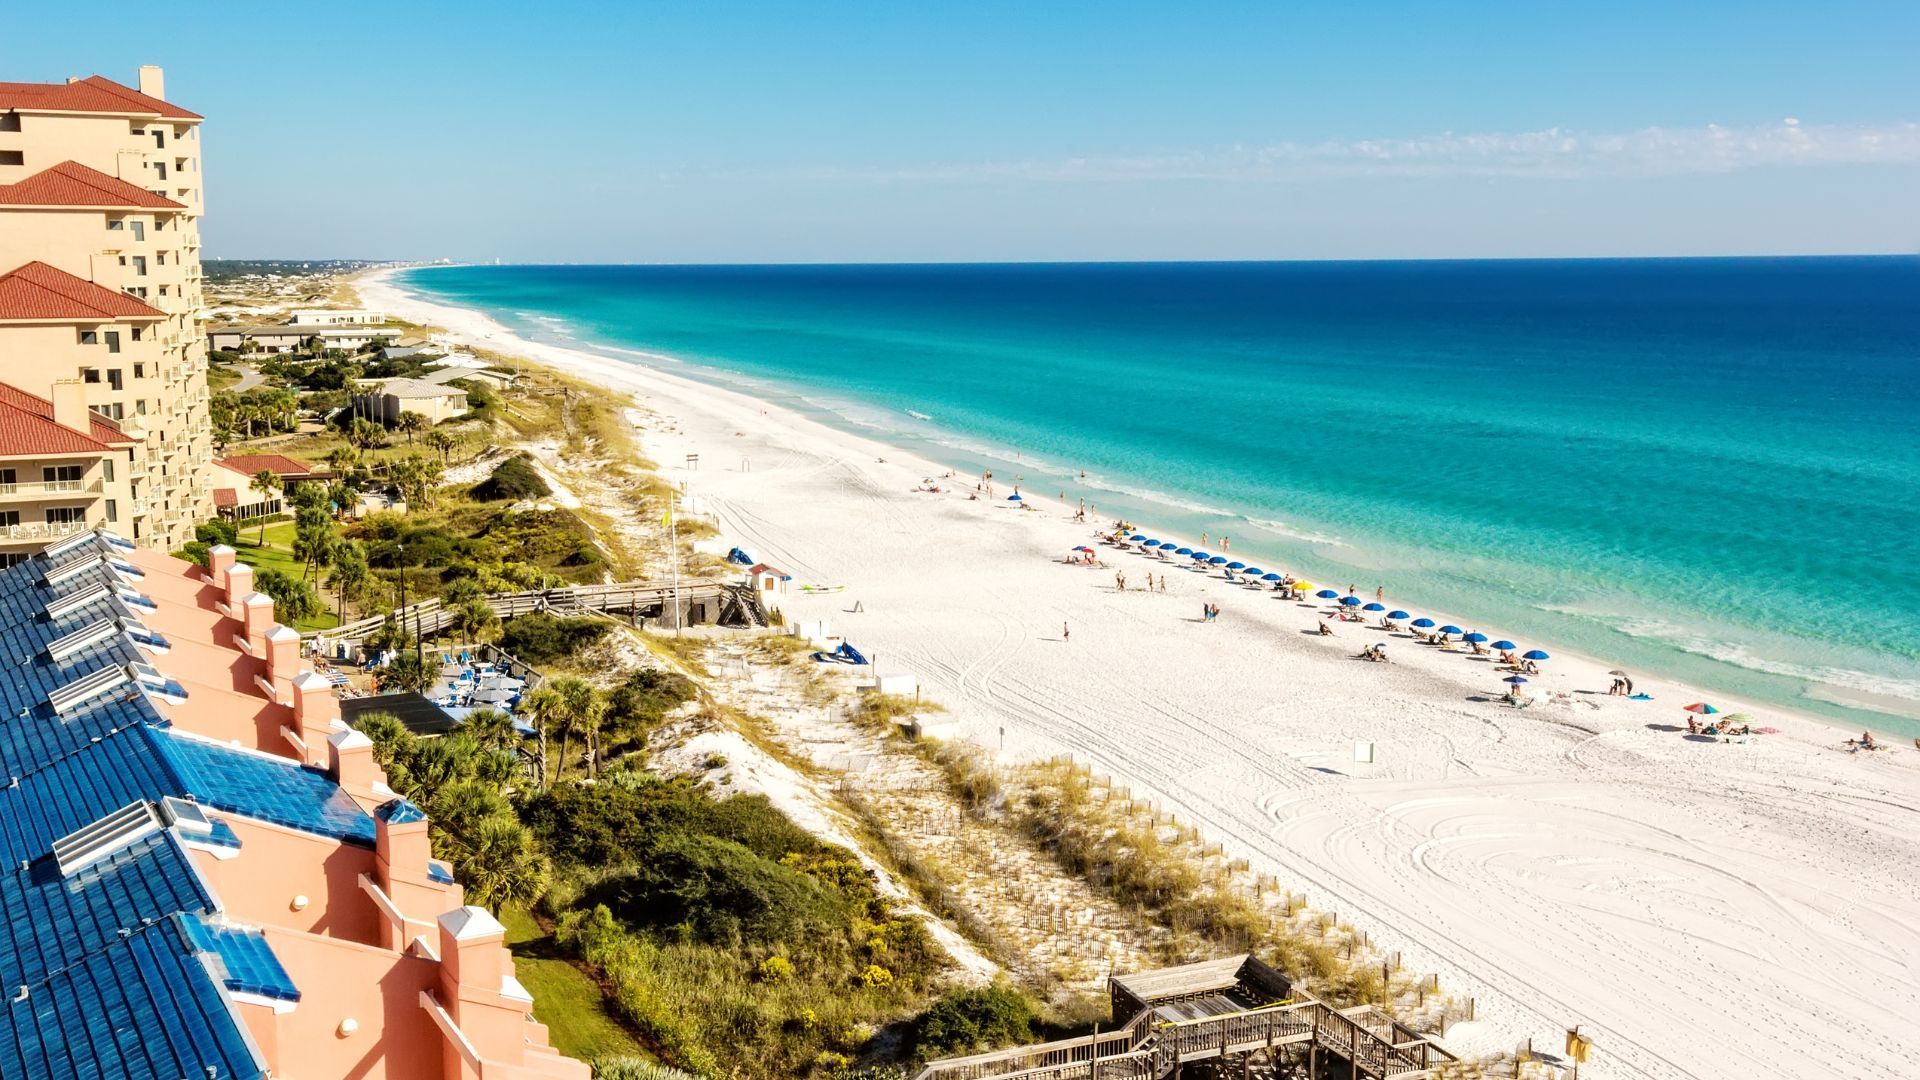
(1613, 617, 1920, 704)
(1242, 516, 1348, 547)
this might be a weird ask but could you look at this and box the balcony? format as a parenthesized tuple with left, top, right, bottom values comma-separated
(0, 521, 92, 546)
(0, 479, 105, 501)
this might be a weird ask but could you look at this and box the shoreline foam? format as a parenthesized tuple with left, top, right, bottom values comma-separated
(358, 265, 1920, 1079)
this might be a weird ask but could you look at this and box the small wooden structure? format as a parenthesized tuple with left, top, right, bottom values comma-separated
(916, 955, 1454, 1080)
(748, 562, 792, 596)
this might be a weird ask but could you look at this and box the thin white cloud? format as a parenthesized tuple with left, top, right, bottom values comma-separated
(759, 120, 1920, 184)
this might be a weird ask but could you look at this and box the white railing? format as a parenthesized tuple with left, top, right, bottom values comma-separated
(0, 521, 91, 543)
(0, 479, 100, 499)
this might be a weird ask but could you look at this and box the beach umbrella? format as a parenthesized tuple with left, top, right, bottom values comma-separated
(1491, 640, 1516, 650)
(1463, 632, 1488, 643)
(1439, 624, 1462, 635)
(1141, 540, 1160, 548)
(1243, 567, 1264, 575)
(1175, 547, 1193, 555)
(472, 687, 517, 704)
(1262, 573, 1282, 581)
(1208, 556, 1228, 565)
(1362, 602, 1386, 612)
(1683, 702, 1719, 715)
(1503, 675, 1529, 685)
(1073, 545, 1094, 552)
(1608, 669, 1629, 677)
(1387, 610, 1410, 620)
(1130, 534, 1146, 541)
(1340, 596, 1362, 606)
(1375, 643, 1389, 649)
(1007, 493, 1023, 501)
(1315, 589, 1340, 599)
(1226, 561, 1246, 570)
(1294, 581, 1314, 591)
(1522, 649, 1551, 660)
(1412, 617, 1436, 628)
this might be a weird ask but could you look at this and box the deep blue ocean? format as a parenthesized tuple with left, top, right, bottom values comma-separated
(397, 258, 1920, 735)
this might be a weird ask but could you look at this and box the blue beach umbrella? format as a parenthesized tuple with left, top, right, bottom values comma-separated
(1142, 540, 1160, 548)
(1130, 534, 1146, 541)
(1175, 547, 1193, 555)
(1340, 596, 1362, 606)
(1491, 640, 1516, 651)
(1504, 675, 1529, 685)
(1208, 556, 1228, 565)
(1007, 493, 1023, 501)
(1439, 624, 1462, 635)
(1387, 610, 1410, 620)
(1226, 561, 1246, 570)
(1242, 567, 1264, 576)
(1363, 602, 1386, 612)
(1523, 649, 1551, 661)
(1463, 632, 1489, 643)
(1412, 617, 1436, 628)
(1262, 573, 1282, 581)
(1316, 589, 1340, 599)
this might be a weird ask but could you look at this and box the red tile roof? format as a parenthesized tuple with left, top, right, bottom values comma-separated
(0, 161, 184, 210)
(0, 261, 165, 321)
(0, 381, 116, 456)
(212, 488, 238, 508)
(216, 454, 320, 478)
(0, 381, 133, 445)
(0, 75, 200, 120)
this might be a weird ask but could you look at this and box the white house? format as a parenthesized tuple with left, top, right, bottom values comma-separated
(287, 308, 386, 325)
(748, 562, 791, 596)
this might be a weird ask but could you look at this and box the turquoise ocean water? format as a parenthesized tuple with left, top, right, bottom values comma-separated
(395, 259, 1920, 736)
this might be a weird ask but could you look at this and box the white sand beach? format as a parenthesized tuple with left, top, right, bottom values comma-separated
(360, 268, 1920, 1079)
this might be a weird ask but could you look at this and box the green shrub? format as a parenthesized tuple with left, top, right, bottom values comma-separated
(474, 453, 551, 501)
(586, 834, 851, 946)
(591, 1059, 702, 1080)
(254, 567, 321, 624)
(178, 541, 211, 569)
(499, 612, 610, 664)
(195, 519, 239, 547)
(910, 985, 1039, 1059)
(756, 956, 794, 983)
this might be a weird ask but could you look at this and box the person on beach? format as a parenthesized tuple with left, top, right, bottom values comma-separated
(1317, 620, 1334, 636)
(1201, 532, 1209, 547)
(1221, 536, 1230, 551)
(1063, 623, 1070, 643)
(1625, 676, 1635, 694)
(1376, 585, 1385, 600)
(1157, 574, 1166, 593)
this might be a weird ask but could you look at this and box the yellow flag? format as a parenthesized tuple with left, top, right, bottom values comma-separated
(1565, 1030, 1591, 1063)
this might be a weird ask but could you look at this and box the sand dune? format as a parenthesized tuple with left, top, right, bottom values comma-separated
(360, 269, 1920, 1080)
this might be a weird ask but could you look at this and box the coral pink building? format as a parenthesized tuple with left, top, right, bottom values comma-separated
(0, 529, 588, 1079)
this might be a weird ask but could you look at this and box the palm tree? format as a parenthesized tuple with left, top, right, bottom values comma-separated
(422, 428, 457, 467)
(249, 470, 280, 545)
(450, 597, 499, 645)
(396, 410, 427, 446)
(459, 707, 520, 754)
(327, 541, 369, 622)
(545, 676, 604, 782)
(381, 651, 432, 695)
(450, 814, 548, 912)
(520, 685, 562, 789)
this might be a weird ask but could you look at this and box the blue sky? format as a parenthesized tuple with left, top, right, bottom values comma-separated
(6, 2, 1917, 261)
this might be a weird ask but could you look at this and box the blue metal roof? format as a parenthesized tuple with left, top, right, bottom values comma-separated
(181, 915, 301, 1003)
(375, 796, 427, 824)
(0, 832, 265, 1080)
(149, 728, 377, 847)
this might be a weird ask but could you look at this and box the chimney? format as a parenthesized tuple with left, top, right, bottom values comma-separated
(206, 544, 236, 590)
(328, 726, 376, 801)
(375, 797, 453, 948)
(265, 624, 301, 700)
(240, 592, 275, 655)
(137, 66, 165, 101)
(438, 906, 507, 995)
(50, 380, 89, 433)
(223, 561, 254, 609)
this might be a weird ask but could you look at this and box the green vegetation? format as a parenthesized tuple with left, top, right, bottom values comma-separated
(910, 985, 1040, 1060)
(500, 613, 613, 665)
(475, 453, 551, 501)
(500, 906, 651, 1064)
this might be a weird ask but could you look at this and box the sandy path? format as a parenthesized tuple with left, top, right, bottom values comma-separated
(361, 269, 1920, 1079)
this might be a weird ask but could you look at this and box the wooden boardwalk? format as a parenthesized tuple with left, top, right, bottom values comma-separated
(306, 577, 766, 649)
(915, 957, 1452, 1080)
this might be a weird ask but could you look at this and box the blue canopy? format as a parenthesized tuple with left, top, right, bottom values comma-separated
(1463, 632, 1489, 643)
(1142, 540, 1160, 548)
(1339, 596, 1362, 606)
(1412, 617, 1436, 628)
(1362, 602, 1386, 611)
(1439, 624, 1463, 635)
(1007, 493, 1023, 501)
(1242, 567, 1264, 576)
(1387, 610, 1410, 620)
(1315, 589, 1340, 599)
(1262, 573, 1283, 581)
(1226, 561, 1246, 570)
(1208, 556, 1227, 565)
(1491, 640, 1516, 650)
(1130, 534, 1146, 541)
(1523, 649, 1551, 660)
(1175, 547, 1193, 555)
(1504, 675, 1529, 684)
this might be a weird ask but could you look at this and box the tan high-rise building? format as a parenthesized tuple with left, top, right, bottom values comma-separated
(0, 66, 213, 550)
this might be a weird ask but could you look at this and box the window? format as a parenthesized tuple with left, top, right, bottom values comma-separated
(154, 162, 167, 180)
(155, 252, 165, 265)
(90, 403, 123, 421)
(105, 500, 117, 524)
(158, 286, 169, 297)
(130, 220, 145, 242)
(135, 399, 147, 415)
(152, 130, 165, 149)
(0, 112, 19, 132)
(103, 460, 114, 483)
(82, 368, 101, 383)
(0, 512, 20, 529)
(79, 332, 98, 346)
(108, 369, 123, 390)
(131, 256, 147, 276)
(132, 362, 144, 376)
(43, 466, 82, 485)
(0, 151, 21, 167)
(130, 330, 142, 344)
(0, 469, 15, 488)
(0, 554, 26, 569)
(105, 333, 121, 355)
(107, 218, 125, 231)
(46, 507, 87, 526)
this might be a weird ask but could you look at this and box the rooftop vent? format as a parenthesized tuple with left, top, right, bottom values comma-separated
(42, 554, 109, 590)
(44, 619, 119, 663)
(40, 529, 101, 560)
(47, 664, 133, 715)
(51, 800, 164, 877)
(43, 582, 111, 621)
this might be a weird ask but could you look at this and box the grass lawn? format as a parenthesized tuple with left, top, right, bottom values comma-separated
(233, 521, 340, 631)
(500, 906, 650, 1065)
